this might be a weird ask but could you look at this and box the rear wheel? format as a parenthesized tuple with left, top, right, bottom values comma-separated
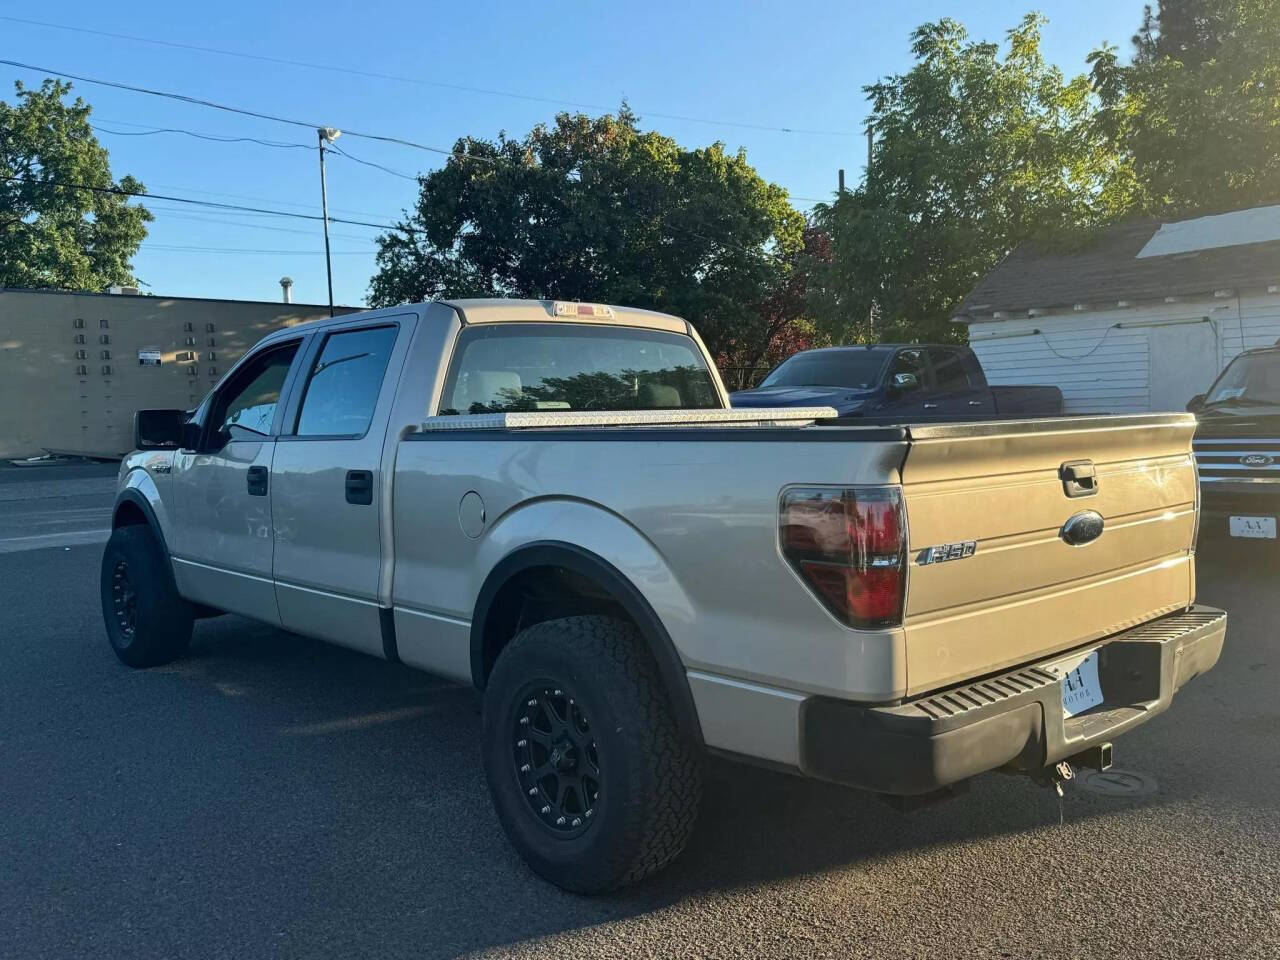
(100, 525, 193, 668)
(482, 615, 702, 893)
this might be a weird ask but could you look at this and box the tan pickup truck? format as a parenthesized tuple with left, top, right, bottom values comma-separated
(103, 299, 1226, 891)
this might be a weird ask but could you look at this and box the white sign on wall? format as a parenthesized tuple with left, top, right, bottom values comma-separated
(138, 349, 162, 366)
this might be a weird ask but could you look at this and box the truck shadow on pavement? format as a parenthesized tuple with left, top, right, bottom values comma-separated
(158, 611, 1199, 957)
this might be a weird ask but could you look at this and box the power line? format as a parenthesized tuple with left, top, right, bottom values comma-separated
(145, 207, 378, 242)
(135, 174, 398, 220)
(9, 59, 826, 210)
(0, 14, 860, 137)
(327, 144, 419, 182)
(91, 121, 313, 151)
(0, 57, 495, 161)
(0, 174, 403, 231)
(145, 243, 371, 256)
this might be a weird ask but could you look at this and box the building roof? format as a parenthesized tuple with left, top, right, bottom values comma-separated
(954, 207, 1280, 321)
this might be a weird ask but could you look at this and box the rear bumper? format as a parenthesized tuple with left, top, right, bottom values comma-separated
(799, 606, 1226, 795)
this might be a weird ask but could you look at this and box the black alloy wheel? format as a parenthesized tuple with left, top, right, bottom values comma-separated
(512, 682, 601, 837)
(110, 558, 138, 640)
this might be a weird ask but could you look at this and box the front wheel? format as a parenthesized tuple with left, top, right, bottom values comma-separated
(100, 525, 193, 668)
(482, 615, 702, 893)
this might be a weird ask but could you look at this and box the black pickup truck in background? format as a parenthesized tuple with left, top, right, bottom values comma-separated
(1188, 344, 1280, 543)
(730, 343, 1064, 420)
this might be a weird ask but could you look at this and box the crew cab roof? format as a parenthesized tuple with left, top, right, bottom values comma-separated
(442, 298, 690, 335)
(259, 299, 692, 341)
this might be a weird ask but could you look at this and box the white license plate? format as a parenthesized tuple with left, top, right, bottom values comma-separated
(1229, 516, 1276, 539)
(1061, 650, 1104, 718)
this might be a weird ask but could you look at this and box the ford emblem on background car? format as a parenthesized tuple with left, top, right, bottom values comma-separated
(1240, 454, 1275, 467)
(1061, 510, 1105, 546)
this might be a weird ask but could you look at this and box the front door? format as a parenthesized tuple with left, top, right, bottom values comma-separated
(270, 321, 408, 657)
(880, 347, 934, 419)
(169, 338, 304, 623)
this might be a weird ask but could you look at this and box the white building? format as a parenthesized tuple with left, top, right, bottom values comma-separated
(954, 205, 1280, 413)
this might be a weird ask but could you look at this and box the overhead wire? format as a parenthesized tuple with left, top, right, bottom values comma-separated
(0, 174, 404, 231)
(0, 14, 860, 137)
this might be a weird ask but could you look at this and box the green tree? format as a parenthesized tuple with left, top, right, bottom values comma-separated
(1132, 0, 1235, 65)
(368, 108, 805, 361)
(1091, 0, 1280, 216)
(1, 79, 151, 290)
(809, 15, 1129, 345)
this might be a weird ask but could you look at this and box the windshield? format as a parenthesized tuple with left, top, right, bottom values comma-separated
(759, 351, 888, 389)
(1205, 353, 1280, 406)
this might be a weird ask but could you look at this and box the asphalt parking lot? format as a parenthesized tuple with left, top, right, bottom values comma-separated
(2, 462, 1279, 959)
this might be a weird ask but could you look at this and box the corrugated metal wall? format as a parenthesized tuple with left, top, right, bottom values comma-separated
(1219, 290, 1280, 362)
(968, 310, 1152, 413)
(967, 289, 1280, 414)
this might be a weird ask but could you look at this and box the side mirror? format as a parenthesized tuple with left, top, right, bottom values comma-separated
(134, 409, 186, 450)
(1186, 394, 1206, 413)
(892, 372, 920, 392)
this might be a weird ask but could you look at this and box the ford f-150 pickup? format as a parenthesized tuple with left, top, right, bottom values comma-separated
(103, 299, 1225, 892)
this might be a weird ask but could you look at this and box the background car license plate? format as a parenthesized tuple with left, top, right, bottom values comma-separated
(1061, 650, 1104, 718)
(1229, 516, 1276, 539)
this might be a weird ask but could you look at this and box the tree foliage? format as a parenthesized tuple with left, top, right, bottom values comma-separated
(368, 107, 805, 361)
(1091, 0, 1280, 216)
(0, 79, 151, 290)
(1132, 0, 1236, 65)
(808, 16, 1131, 345)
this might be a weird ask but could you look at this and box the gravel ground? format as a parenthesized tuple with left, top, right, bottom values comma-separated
(1, 463, 1277, 959)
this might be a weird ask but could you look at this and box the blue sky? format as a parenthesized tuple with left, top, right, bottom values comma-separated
(3, 1, 1143, 307)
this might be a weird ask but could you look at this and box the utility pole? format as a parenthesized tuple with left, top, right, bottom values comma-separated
(838, 168, 845, 195)
(317, 127, 341, 317)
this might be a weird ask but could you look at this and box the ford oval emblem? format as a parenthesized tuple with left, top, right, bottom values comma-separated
(1061, 510, 1105, 546)
(1241, 454, 1275, 467)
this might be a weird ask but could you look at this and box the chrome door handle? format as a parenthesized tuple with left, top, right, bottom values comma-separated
(968, 400, 984, 406)
(923, 402, 939, 409)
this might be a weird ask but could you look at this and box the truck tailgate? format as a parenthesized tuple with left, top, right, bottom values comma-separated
(899, 414, 1197, 696)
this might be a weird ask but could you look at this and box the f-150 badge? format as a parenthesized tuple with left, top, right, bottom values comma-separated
(917, 541, 977, 565)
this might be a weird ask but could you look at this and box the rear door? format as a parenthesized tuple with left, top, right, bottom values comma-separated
(270, 318, 413, 657)
(927, 347, 993, 419)
(899, 415, 1198, 695)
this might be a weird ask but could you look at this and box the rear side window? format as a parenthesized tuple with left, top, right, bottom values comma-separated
(294, 326, 398, 436)
(929, 348, 971, 390)
(439, 323, 719, 415)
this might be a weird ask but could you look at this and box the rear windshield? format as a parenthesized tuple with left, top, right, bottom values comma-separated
(439, 323, 720, 415)
(760, 351, 888, 389)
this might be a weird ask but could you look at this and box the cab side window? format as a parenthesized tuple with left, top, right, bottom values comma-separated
(929, 348, 970, 391)
(888, 348, 926, 391)
(210, 342, 300, 441)
(294, 326, 398, 437)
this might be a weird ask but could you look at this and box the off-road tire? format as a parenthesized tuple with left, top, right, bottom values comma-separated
(482, 615, 702, 893)
(100, 525, 193, 668)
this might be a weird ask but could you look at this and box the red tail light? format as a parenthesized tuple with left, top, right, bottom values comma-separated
(780, 487, 906, 628)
